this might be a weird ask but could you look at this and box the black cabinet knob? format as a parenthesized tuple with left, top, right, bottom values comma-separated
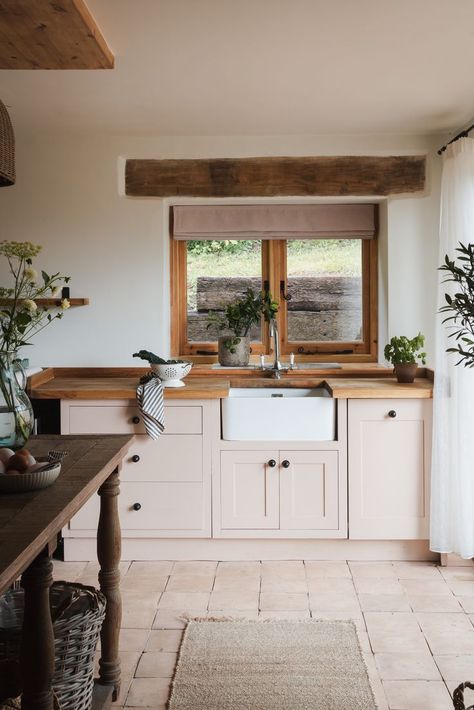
(267, 459, 277, 468)
(282, 460, 290, 468)
(132, 502, 142, 511)
(132, 454, 140, 463)
(388, 410, 397, 418)
(132, 416, 140, 424)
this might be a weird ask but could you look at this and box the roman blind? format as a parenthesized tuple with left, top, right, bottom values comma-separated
(172, 204, 376, 240)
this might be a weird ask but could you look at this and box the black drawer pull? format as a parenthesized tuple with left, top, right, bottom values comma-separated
(267, 459, 276, 468)
(282, 460, 290, 468)
(132, 502, 142, 511)
(131, 455, 140, 463)
(388, 410, 397, 418)
(132, 416, 140, 424)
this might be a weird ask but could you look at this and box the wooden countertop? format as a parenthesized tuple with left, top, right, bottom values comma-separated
(28, 368, 433, 400)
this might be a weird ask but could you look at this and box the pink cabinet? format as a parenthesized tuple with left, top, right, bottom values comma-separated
(218, 448, 343, 537)
(348, 399, 431, 540)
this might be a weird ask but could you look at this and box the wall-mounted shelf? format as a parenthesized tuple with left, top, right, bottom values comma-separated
(0, 298, 90, 307)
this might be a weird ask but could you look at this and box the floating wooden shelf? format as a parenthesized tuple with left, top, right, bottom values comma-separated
(0, 298, 90, 307)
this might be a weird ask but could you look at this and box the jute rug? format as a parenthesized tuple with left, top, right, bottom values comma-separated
(168, 619, 377, 709)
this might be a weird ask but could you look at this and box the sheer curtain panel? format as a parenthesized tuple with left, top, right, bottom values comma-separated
(431, 138, 474, 558)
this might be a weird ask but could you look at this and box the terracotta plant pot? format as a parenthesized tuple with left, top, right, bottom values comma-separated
(218, 336, 250, 367)
(393, 362, 418, 383)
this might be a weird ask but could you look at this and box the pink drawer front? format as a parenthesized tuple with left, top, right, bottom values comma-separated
(69, 481, 205, 531)
(122, 434, 202, 482)
(67, 404, 202, 435)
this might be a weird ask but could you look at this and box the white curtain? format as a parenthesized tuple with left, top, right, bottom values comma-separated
(431, 137, 474, 558)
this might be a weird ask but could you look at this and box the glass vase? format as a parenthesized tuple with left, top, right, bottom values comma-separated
(0, 351, 34, 449)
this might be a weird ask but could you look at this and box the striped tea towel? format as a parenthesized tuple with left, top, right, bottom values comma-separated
(136, 372, 165, 439)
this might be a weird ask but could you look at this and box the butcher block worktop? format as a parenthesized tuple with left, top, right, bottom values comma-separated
(28, 367, 433, 399)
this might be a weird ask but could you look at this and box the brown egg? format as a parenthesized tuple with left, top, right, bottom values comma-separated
(15, 448, 35, 466)
(6, 453, 30, 474)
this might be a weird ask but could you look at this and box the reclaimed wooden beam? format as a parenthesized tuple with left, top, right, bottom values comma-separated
(0, 0, 114, 69)
(125, 155, 426, 198)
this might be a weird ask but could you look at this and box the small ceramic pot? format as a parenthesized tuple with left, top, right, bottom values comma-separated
(218, 336, 250, 367)
(393, 362, 418, 383)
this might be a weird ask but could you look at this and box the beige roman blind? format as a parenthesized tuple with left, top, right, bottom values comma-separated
(172, 204, 376, 240)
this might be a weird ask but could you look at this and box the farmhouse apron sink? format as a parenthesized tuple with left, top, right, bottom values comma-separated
(221, 387, 335, 441)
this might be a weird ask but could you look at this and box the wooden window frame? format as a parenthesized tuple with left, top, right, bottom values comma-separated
(170, 235, 378, 362)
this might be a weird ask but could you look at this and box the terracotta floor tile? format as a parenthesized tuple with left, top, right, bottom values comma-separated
(382, 680, 452, 709)
(349, 562, 397, 579)
(135, 651, 178, 678)
(306, 577, 355, 594)
(400, 579, 451, 596)
(52, 560, 87, 581)
(208, 590, 258, 610)
(127, 562, 174, 577)
(433, 654, 474, 680)
(309, 591, 360, 613)
(215, 561, 261, 577)
(258, 610, 311, 619)
(449, 581, 474, 598)
(358, 594, 411, 613)
(440, 566, 474, 582)
(354, 578, 404, 595)
(304, 561, 352, 578)
(393, 563, 442, 580)
(260, 576, 308, 593)
(125, 677, 171, 707)
(165, 574, 215, 592)
(365, 612, 428, 653)
(152, 609, 203, 629)
(213, 575, 260, 592)
(207, 609, 259, 619)
(121, 575, 169, 593)
(408, 594, 462, 613)
(145, 629, 183, 652)
(158, 591, 209, 611)
(261, 561, 305, 578)
(171, 561, 217, 576)
(259, 592, 309, 611)
(417, 612, 474, 654)
(311, 610, 366, 631)
(458, 597, 474, 613)
(121, 603, 158, 630)
(375, 652, 441, 680)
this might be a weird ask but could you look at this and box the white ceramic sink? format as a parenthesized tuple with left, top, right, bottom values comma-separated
(221, 387, 335, 441)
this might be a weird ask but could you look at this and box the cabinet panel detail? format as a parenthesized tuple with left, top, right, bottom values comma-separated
(220, 450, 279, 530)
(122, 435, 202, 482)
(348, 399, 431, 540)
(279, 450, 339, 530)
(68, 404, 202, 435)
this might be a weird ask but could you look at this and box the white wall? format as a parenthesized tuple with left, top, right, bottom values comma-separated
(0, 130, 442, 367)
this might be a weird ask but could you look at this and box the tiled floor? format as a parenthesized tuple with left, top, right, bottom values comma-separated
(53, 559, 474, 709)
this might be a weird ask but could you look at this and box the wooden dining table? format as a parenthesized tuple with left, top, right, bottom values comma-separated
(0, 434, 134, 710)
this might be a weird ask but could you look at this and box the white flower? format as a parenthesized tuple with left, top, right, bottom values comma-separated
(24, 266, 37, 283)
(61, 298, 70, 310)
(51, 286, 59, 297)
(23, 299, 37, 313)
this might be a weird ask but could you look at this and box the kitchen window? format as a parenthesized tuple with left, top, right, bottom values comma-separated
(170, 204, 378, 361)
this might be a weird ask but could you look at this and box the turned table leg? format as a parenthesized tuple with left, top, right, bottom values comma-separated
(20, 550, 55, 710)
(97, 466, 122, 701)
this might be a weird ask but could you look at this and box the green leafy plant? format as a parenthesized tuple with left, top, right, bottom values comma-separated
(207, 288, 279, 353)
(133, 350, 186, 365)
(384, 333, 427, 365)
(439, 242, 474, 367)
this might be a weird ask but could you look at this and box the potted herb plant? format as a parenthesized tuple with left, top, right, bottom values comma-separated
(439, 242, 474, 366)
(207, 288, 278, 367)
(384, 333, 427, 383)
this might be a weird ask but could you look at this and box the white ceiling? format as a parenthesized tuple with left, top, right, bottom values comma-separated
(1, 0, 474, 136)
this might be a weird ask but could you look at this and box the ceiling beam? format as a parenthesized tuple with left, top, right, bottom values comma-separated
(0, 0, 114, 69)
(125, 155, 426, 198)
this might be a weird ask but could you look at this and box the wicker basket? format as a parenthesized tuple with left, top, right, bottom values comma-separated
(453, 682, 474, 710)
(0, 582, 106, 710)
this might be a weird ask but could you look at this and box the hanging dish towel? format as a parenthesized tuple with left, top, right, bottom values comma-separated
(136, 372, 165, 439)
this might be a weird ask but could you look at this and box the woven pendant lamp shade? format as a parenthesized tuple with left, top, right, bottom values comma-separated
(0, 100, 15, 187)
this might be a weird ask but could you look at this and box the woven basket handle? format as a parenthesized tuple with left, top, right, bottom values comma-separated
(453, 682, 474, 710)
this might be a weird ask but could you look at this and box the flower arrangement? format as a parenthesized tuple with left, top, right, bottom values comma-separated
(0, 241, 71, 447)
(0, 241, 70, 353)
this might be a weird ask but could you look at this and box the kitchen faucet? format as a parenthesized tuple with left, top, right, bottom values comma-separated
(269, 318, 283, 379)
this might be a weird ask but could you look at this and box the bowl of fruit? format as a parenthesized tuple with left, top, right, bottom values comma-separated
(0, 447, 63, 493)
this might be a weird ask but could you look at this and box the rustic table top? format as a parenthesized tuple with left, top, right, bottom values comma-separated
(0, 434, 133, 594)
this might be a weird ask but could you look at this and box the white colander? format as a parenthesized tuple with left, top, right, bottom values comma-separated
(151, 361, 192, 387)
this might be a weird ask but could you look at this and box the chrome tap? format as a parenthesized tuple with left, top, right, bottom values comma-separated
(269, 318, 283, 379)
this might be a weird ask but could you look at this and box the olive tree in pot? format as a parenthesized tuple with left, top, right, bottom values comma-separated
(439, 242, 474, 367)
(207, 288, 278, 367)
(384, 333, 427, 383)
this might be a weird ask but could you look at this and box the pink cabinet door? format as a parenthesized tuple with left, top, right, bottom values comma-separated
(279, 450, 339, 531)
(348, 399, 431, 540)
(220, 450, 279, 530)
